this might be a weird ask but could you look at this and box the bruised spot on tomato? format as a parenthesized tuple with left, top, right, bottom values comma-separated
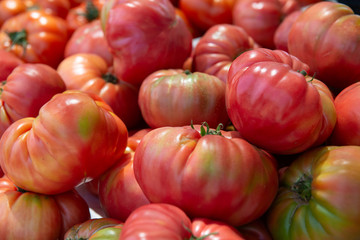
(78, 112, 99, 139)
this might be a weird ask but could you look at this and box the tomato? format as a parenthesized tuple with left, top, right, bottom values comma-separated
(191, 23, 258, 83)
(0, 90, 128, 195)
(179, 0, 236, 34)
(232, 0, 300, 49)
(120, 203, 192, 239)
(57, 53, 142, 130)
(288, 1, 360, 92)
(138, 69, 229, 128)
(134, 124, 279, 226)
(266, 146, 360, 239)
(127, 128, 152, 152)
(0, 0, 70, 26)
(65, 217, 123, 240)
(65, 19, 113, 66)
(226, 48, 337, 155)
(99, 151, 150, 222)
(329, 82, 360, 145)
(0, 0, 27, 27)
(102, 0, 192, 86)
(0, 49, 23, 81)
(0, 63, 66, 136)
(273, 9, 302, 52)
(0, 10, 68, 68)
(66, 0, 105, 34)
(0, 176, 90, 240)
(192, 218, 246, 239)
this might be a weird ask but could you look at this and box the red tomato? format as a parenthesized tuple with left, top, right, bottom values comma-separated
(57, 53, 142, 130)
(65, 19, 113, 66)
(102, 0, 192, 86)
(138, 69, 229, 128)
(267, 146, 360, 239)
(134, 124, 279, 226)
(0, 0, 27, 27)
(0, 90, 128, 195)
(0, 63, 66, 136)
(127, 128, 152, 152)
(0, 0, 70, 26)
(191, 23, 259, 83)
(0, 49, 23, 81)
(179, 0, 236, 34)
(226, 48, 337, 154)
(329, 82, 360, 145)
(0, 10, 68, 68)
(120, 203, 192, 239)
(288, 1, 360, 92)
(232, 0, 300, 49)
(66, 0, 105, 34)
(273, 9, 302, 52)
(0, 176, 90, 240)
(99, 151, 150, 222)
(65, 217, 123, 240)
(192, 218, 246, 239)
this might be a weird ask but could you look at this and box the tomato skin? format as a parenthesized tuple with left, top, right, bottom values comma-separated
(179, 0, 236, 33)
(57, 53, 142, 130)
(120, 203, 192, 240)
(0, 63, 66, 136)
(232, 0, 300, 49)
(266, 146, 360, 240)
(237, 219, 273, 240)
(134, 125, 278, 226)
(329, 82, 360, 145)
(273, 9, 302, 52)
(65, 19, 113, 66)
(138, 69, 229, 128)
(102, 0, 192, 86)
(288, 1, 360, 91)
(0, 176, 90, 240)
(0, 90, 128, 195)
(191, 24, 258, 83)
(64, 217, 123, 240)
(0, 10, 68, 68)
(66, 0, 105, 34)
(99, 151, 150, 222)
(192, 218, 246, 239)
(226, 48, 336, 155)
(0, 49, 23, 81)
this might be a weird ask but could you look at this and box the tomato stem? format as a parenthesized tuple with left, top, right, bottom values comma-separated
(6, 29, 28, 55)
(184, 69, 192, 75)
(191, 121, 223, 137)
(102, 73, 118, 84)
(78, 1, 99, 22)
(291, 174, 313, 203)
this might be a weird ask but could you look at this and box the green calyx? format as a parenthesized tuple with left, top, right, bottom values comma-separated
(184, 69, 192, 75)
(102, 73, 118, 84)
(79, 1, 99, 22)
(183, 223, 218, 240)
(191, 121, 223, 137)
(291, 173, 313, 203)
(6, 29, 28, 53)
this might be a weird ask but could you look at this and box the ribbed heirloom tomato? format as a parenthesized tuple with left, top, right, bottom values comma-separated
(267, 146, 360, 240)
(0, 63, 66, 136)
(0, 176, 90, 240)
(0, 10, 68, 68)
(226, 48, 337, 155)
(0, 90, 128, 195)
(138, 69, 229, 128)
(134, 124, 278, 226)
(57, 53, 141, 129)
(101, 0, 192, 86)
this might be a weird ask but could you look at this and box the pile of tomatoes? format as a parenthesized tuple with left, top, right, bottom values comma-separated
(0, 0, 359, 239)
